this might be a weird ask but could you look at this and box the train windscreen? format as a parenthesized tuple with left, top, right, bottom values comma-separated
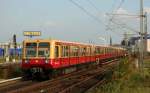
(25, 43, 37, 57)
(38, 42, 50, 57)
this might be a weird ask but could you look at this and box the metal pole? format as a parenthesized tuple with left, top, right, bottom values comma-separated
(124, 32, 128, 49)
(144, 12, 147, 57)
(110, 36, 112, 46)
(139, 0, 144, 72)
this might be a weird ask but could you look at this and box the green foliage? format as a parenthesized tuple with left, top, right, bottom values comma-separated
(129, 73, 144, 85)
(13, 66, 21, 76)
(0, 57, 5, 63)
(91, 58, 150, 93)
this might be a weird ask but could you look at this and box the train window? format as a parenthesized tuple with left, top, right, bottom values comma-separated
(55, 46, 59, 58)
(91, 47, 95, 55)
(80, 48, 83, 56)
(95, 47, 99, 55)
(70, 46, 78, 57)
(25, 43, 37, 57)
(25, 48, 36, 57)
(65, 46, 69, 57)
(77, 47, 79, 56)
(61, 46, 69, 57)
(99, 47, 103, 54)
(38, 42, 50, 48)
(75, 47, 79, 56)
(38, 42, 50, 57)
(81, 47, 86, 56)
(108, 48, 110, 53)
(26, 43, 37, 48)
(86, 47, 90, 56)
(61, 46, 64, 57)
(89, 47, 91, 56)
(95, 47, 98, 55)
(104, 48, 106, 54)
(106, 48, 108, 53)
(71, 46, 74, 57)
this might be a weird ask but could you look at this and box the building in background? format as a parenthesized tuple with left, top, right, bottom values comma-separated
(0, 42, 22, 62)
(122, 35, 150, 55)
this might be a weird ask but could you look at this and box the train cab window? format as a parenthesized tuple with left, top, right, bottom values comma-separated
(26, 43, 37, 48)
(38, 42, 50, 57)
(55, 46, 59, 58)
(39, 43, 50, 48)
(25, 43, 37, 57)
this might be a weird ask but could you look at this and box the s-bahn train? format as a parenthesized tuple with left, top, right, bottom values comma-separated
(21, 39, 127, 79)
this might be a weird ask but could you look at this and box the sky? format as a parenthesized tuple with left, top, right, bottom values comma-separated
(0, 0, 150, 45)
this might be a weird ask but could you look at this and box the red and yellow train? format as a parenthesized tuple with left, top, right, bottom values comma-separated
(21, 39, 127, 79)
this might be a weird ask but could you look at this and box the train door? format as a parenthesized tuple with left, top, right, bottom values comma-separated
(79, 46, 86, 63)
(70, 46, 78, 65)
(90, 46, 95, 62)
(54, 45, 61, 67)
(86, 47, 91, 63)
(60, 45, 69, 67)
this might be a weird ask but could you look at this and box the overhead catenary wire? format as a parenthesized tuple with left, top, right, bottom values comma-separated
(68, 0, 104, 25)
(107, 0, 134, 34)
(107, 0, 125, 26)
(86, 0, 121, 35)
(106, 0, 129, 33)
(69, 0, 139, 36)
(110, 0, 136, 34)
(86, 0, 102, 13)
(68, 0, 124, 44)
(107, 15, 139, 33)
(106, 0, 141, 35)
(68, 0, 121, 35)
(106, 13, 140, 18)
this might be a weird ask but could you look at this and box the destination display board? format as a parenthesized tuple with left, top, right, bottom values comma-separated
(23, 31, 41, 36)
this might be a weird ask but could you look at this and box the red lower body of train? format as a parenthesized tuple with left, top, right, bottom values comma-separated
(21, 52, 127, 80)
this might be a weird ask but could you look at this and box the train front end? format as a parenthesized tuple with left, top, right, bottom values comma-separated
(21, 40, 52, 79)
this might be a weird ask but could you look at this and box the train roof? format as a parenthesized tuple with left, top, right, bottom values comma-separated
(23, 39, 125, 50)
(24, 39, 108, 47)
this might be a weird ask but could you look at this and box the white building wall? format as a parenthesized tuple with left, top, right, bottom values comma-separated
(147, 39, 150, 52)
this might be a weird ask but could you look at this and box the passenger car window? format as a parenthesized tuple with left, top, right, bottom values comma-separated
(55, 46, 59, 58)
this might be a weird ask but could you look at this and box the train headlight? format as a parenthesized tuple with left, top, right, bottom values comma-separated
(24, 59, 28, 63)
(45, 60, 49, 64)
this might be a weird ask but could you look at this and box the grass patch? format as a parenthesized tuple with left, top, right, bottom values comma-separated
(90, 58, 150, 93)
(0, 57, 5, 63)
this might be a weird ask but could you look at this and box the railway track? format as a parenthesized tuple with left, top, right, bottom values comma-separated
(0, 77, 22, 87)
(59, 61, 115, 93)
(0, 58, 121, 93)
(0, 78, 37, 93)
